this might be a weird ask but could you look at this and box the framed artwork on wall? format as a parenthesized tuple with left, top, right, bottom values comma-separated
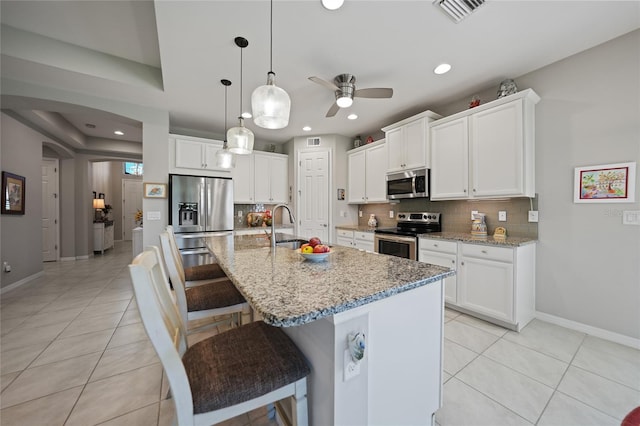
(143, 182, 167, 198)
(1, 171, 26, 215)
(573, 162, 636, 203)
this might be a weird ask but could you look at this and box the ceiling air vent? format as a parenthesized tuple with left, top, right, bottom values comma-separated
(434, 0, 485, 23)
(307, 137, 321, 147)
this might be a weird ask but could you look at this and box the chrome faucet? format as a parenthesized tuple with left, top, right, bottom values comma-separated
(271, 204, 295, 248)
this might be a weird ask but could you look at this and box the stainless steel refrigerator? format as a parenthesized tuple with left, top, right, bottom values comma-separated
(168, 174, 233, 252)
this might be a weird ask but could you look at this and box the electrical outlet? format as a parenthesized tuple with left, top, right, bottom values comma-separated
(498, 211, 507, 222)
(622, 211, 640, 225)
(359, 210, 363, 218)
(528, 211, 539, 223)
(343, 349, 361, 381)
(237, 210, 243, 218)
(471, 210, 478, 220)
(389, 210, 394, 218)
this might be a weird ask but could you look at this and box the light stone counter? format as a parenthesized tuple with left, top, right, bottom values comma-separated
(335, 224, 376, 233)
(205, 233, 453, 327)
(419, 231, 537, 247)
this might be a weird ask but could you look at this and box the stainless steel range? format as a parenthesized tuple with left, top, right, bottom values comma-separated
(374, 212, 441, 260)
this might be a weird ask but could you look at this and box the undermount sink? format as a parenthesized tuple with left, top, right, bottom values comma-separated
(275, 239, 308, 250)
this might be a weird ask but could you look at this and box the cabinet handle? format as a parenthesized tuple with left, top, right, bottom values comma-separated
(481, 250, 487, 254)
(460, 261, 465, 266)
(473, 188, 477, 192)
(463, 189, 467, 193)
(452, 260, 455, 264)
(433, 243, 438, 247)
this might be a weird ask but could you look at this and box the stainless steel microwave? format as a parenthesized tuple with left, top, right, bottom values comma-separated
(386, 168, 428, 199)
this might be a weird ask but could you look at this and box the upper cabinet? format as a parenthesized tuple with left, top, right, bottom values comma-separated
(382, 110, 442, 173)
(170, 134, 231, 176)
(253, 152, 288, 204)
(347, 140, 387, 204)
(430, 89, 540, 200)
(232, 154, 254, 203)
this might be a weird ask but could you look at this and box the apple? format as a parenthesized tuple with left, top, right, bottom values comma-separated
(313, 244, 330, 253)
(308, 237, 322, 247)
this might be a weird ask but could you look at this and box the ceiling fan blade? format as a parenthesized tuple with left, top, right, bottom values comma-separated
(354, 88, 393, 99)
(326, 102, 340, 118)
(309, 76, 340, 92)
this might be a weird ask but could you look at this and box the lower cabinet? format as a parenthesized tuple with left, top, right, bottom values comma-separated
(94, 221, 114, 254)
(419, 237, 535, 331)
(336, 229, 374, 251)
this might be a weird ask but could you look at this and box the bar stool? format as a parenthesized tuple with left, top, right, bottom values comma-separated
(166, 225, 228, 285)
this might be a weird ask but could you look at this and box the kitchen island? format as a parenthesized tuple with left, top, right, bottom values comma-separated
(205, 233, 454, 426)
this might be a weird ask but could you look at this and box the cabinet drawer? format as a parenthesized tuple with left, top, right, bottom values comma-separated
(419, 238, 457, 254)
(337, 229, 354, 238)
(354, 231, 374, 242)
(461, 244, 513, 263)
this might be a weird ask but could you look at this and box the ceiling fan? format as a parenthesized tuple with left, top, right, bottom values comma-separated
(308, 73, 393, 117)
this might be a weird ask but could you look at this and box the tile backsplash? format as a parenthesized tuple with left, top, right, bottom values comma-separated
(234, 203, 284, 228)
(357, 197, 538, 238)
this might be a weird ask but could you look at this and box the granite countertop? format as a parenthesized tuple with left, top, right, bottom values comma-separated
(419, 231, 537, 247)
(204, 233, 454, 327)
(335, 225, 377, 233)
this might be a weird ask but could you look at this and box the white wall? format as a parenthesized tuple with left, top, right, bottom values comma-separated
(431, 30, 640, 340)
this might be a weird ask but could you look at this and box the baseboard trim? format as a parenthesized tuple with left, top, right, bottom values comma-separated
(536, 311, 640, 350)
(0, 271, 44, 294)
(60, 256, 76, 262)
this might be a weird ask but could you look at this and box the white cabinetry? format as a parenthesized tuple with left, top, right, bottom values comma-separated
(231, 152, 288, 204)
(430, 89, 539, 200)
(175, 138, 224, 171)
(419, 239, 458, 304)
(254, 152, 288, 203)
(335, 229, 374, 251)
(347, 140, 387, 204)
(419, 237, 536, 331)
(93, 222, 114, 254)
(382, 111, 441, 172)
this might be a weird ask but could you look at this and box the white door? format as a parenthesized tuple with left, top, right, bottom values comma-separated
(42, 159, 59, 262)
(122, 179, 143, 240)
(298, 150, 330, 243)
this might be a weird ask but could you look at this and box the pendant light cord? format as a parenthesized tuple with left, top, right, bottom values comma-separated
(240, 47, 244, 116)
(224, 85, 228, 141)
(270, 0, 273, 73)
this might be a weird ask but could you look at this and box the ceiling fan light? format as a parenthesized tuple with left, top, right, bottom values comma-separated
(252, 72, 291, 129)
(322, 0, 344, 10)
(227, 118, 254, 155)
(336, 95, 353, 108)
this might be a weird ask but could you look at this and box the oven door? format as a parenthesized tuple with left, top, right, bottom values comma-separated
(374, 233, 417, 260)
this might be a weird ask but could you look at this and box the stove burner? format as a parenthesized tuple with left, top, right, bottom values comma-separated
(375, 212, 441, 236)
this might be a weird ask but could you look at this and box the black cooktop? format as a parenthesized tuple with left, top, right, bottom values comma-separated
(374, 211, 441, 236)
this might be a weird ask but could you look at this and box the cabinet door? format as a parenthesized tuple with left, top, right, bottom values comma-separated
(419, 249, 457, 304)
(347, 150, 367, 203)
(203, 142, 224, 171)
(336, 236, 353, 248)
(403, 117, 427, 170)
(232, 154, 254, 203)
(269, 155, 288, 203)
(385, 127, 404, 172)
(459, 255, 514, 322)
(430, 117, 469, 200)
(253, 154, 271, 203)
(365, 143, 387, 202)
(175, 139, 204, 169)
(471, 100, 524, 197)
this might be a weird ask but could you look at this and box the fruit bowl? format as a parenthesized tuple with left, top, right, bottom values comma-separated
(300, 250, 331, 262)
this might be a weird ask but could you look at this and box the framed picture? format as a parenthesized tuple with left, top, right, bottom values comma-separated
(1, 171, 26, 215)
(143, 182, 167, 198)
(574, 162, 636, 203)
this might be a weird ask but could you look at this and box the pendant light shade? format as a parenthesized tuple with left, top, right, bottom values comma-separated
(227, 37, 254, 155)
(251, 0, 290, 129)
(216, 79, 235, 169)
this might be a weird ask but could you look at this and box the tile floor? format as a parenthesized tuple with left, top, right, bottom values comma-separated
(1, 241, 638, 425)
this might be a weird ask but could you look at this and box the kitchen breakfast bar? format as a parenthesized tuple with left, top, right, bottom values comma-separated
(204, 233, 454, 425)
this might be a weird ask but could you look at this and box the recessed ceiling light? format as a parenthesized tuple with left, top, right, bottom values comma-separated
(434, 63, 452, 75)
(114, 130, 124, 136)
(322, 0, 344, 10)
(347, 114, 358, 120)
(241, 111, 252, 119)
(302, 126, 312, 132)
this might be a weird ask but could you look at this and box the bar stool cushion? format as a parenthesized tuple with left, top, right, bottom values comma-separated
(185, 280, 247, 312)
(184, 263, 227, 281)
(183, 321, 311, 414)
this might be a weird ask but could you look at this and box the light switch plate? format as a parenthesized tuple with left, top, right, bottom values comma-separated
(622, 210, 640, 225)
(359, 210, 363, 218)
(498, 211, 507, 221)
(147, 211, 161, 221)
(389, 210, 395, 218)
(528, 211, 539, 222)
(471, 210, 479, 220)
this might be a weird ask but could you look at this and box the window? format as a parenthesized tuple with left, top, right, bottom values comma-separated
(124, 162, 143, 176)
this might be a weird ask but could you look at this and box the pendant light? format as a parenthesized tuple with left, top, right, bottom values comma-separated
(215, 79, 235, 169)
(227, 37, 254, 155)
(251, 0, 291, 129)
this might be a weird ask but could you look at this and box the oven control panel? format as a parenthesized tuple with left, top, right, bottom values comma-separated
(397, 212, 440, 224)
